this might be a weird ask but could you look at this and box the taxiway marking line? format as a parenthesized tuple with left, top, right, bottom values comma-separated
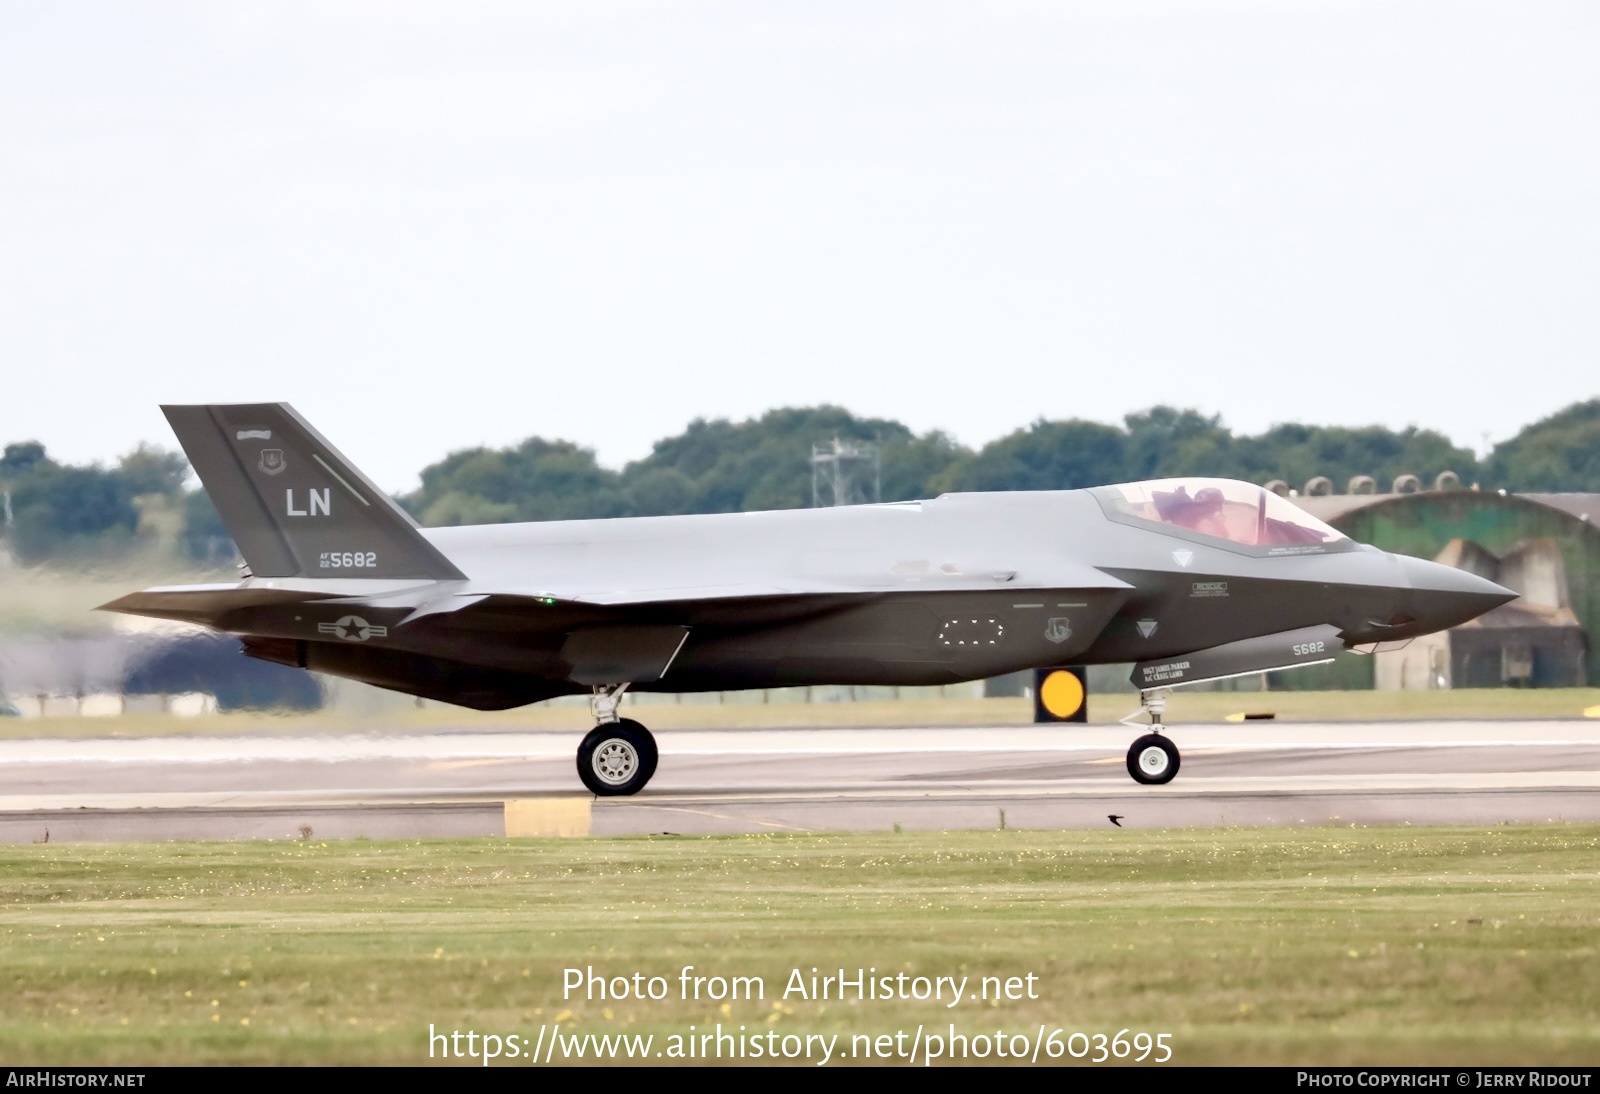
(5, 772, 1600, 813)
(632, 804, 813, 833)
(640, 771, 1600, 800)
(645, 741, 1600, 756)
(7, 739, 1600, 767)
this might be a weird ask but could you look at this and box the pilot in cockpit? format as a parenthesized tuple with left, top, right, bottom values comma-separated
(1154, 484, 1230, 539)
(1189, 487, 1229, 537)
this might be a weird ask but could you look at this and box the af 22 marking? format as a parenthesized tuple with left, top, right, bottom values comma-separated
(320, 551, 377, 569)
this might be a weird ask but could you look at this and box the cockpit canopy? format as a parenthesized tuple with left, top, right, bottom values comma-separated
(1093, 478, 1347, 553)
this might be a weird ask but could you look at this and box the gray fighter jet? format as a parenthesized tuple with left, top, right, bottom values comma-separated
(103, 404, 1514, 795)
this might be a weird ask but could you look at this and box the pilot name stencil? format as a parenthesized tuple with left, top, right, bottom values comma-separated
(1191, 581, 1228, 598)
(1139, 659, 1191, 683)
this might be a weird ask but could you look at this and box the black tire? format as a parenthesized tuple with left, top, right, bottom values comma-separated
(1126, 733, 1179, 785)
(577, 719, 658, 797)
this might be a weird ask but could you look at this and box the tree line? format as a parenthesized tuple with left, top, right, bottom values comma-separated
(397, 400, 1599, 525)
(2, 399, 1598, 564)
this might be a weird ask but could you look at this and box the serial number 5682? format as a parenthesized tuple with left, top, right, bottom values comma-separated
(320, 551, 377, 569)
(1292, 641, 1326, 655)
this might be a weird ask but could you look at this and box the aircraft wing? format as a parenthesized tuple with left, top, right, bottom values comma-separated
(103, 557, 1133, 632)
(490, 557, 1133, 608)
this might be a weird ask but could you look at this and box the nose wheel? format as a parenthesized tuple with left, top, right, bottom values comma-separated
(1126, 734, 1179, 784)
(1120, 689, 1181, 785)
(578, 684, 659, 797)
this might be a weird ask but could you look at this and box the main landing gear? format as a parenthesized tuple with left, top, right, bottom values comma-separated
(1121, 689, 1180, 786)
(577, 684, 659, 797)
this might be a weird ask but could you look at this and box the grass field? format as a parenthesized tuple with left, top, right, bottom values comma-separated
(2, 826, 1597, 1065)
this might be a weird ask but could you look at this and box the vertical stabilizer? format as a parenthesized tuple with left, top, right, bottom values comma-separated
(162, 403, 465, 580)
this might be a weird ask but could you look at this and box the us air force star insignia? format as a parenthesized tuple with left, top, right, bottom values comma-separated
(1172, 549, 1193, 568)
(1136, 619, 1159, 639)
(1044, 617, 1073, 644)
(258, 449, 287, 476)
(317, 615, 387, 642)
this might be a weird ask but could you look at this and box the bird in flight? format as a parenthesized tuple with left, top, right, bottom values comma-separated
(1107, 815, 1124, 827)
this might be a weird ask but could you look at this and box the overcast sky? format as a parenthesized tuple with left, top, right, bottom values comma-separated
(2, 2, 1597, 491)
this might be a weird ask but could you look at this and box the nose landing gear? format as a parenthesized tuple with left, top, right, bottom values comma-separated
(576, 684, 659, 797)
(1121, 689, 1180, 785)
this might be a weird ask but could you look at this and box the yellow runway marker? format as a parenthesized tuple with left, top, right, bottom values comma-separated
(1039, 670, 1085, 719)
(1585, 705, 1600, 719)
(504, 797, 591, 837)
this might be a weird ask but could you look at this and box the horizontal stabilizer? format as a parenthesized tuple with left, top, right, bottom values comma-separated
(162, 403, 464, 581)
(98, 584, 343, 627)
(1131, 624, 1342, 691)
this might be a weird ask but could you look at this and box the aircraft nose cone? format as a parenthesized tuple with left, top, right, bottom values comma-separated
(1398, 555, 1517, 629)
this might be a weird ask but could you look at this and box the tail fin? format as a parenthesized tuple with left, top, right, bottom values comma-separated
(162, 403, 465, 581)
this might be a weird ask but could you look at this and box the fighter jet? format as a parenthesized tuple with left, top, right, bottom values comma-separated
(102, 404, 1514, 795)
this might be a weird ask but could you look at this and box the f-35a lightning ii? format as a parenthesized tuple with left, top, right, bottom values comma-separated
(103, 404, 1514, 795)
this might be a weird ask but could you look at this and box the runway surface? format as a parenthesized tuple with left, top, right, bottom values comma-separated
(3, 720, 1599, 841)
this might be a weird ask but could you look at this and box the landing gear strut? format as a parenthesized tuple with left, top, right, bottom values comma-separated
(576, 683, 658, 797)
(1121, 689, 1180, 785)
